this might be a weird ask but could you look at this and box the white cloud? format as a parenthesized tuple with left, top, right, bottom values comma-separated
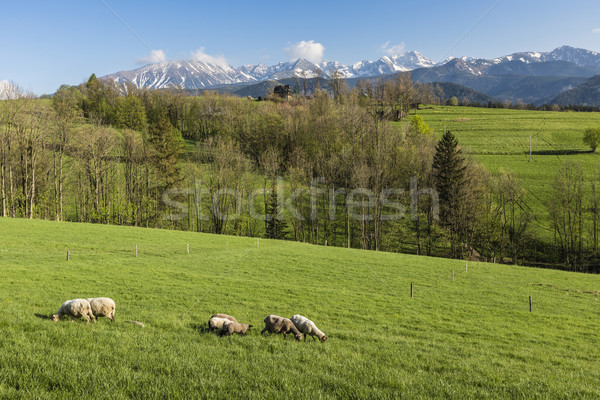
(593, 28, 600, 34)
(191, 47, 228, 66)
(381, 41, 406, 56)
(284, 40, 325, 63)
(136, 49, 167, 65)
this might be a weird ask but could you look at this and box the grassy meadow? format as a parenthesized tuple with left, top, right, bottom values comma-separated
(0, 218, 599, 398)
(417, 106, 600, 218)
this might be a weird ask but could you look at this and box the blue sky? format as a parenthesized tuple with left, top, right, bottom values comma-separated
(2, 0, 599, 94)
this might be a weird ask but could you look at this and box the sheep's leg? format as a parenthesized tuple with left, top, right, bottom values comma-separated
(70, 316, 76, 323)
(312, 335, 316, 341)
(261, 328, 267, 335)
(304, 334, 306, 342)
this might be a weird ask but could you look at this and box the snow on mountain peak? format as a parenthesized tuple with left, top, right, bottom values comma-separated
(102, 46, 600, 91)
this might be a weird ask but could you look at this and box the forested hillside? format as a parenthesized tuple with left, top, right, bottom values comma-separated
(1, 75, 600, 271)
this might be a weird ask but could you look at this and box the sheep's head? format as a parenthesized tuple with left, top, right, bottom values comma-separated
(295, 333, 303, 341)
(320, 335, 327, 342)
(247, 324, 253, 330)
(50, 314, 60, 322)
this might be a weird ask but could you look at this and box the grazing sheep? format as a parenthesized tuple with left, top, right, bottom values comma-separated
(221, 321, 253, 336)
(87, 297, 116, 322)
(51, 299, 96, 324)
(291, 314, 327, 342)
(210, 313, 237, 323)
(261, 315, 303, 341)
(208, 317, 230, 332)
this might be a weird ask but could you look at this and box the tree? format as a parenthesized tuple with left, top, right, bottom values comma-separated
(496, 170, 532, 263)
(147, 107, 183, 190)
(433, 130, 467, 257)
(448, 96, 459, 106)
(408, 115, 432, 136)
(330, 69, 348, 103)
(548, 161, 585, 269)
(583, 127, 600, 152)
(52, 85, 82, 220)
(265, 181, 287, 239)
(116, 94, 147, 132)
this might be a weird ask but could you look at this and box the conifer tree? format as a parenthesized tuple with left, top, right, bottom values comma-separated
(148, 107, 183, 190)
(265, 182, 287, 239)
(433, 130, 466, 257)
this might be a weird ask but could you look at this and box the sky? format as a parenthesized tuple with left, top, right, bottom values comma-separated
(1, 0, 599, 95)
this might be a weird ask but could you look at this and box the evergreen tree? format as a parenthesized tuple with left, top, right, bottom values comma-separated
(265, 183, 287, 239)
(148, 107, 183, 190)
(433, 130, 466, 257)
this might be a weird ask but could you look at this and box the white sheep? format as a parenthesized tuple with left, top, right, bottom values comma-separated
(210, 313, 237, 323)
(208, 317, 230, 332)
(87, 297, 116, 322)
(51, 299, 96, 324)
(291, 314, 327, 342)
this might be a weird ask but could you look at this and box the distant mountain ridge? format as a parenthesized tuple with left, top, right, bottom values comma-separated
(544, 74, 600, 106)
(104, 50, 436, 90)
(101, 46, 600, 105)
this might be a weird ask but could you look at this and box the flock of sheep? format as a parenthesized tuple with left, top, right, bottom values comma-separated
(209, 313, 327, 342)
(51, 298, 327, 342)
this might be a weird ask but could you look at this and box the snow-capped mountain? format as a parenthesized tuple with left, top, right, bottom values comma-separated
(102, 46, 600, 91)
(104, 51, 435, 90)
(106, 60, 260, 89)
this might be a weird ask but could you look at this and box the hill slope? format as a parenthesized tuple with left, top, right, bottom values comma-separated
(546, 74, 600, 106)
(0, 218, 599, 398)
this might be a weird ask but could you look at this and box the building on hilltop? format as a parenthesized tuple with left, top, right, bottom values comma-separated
(273, 84, 292, 100)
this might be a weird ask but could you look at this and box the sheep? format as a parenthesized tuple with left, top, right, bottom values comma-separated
(51, 299, 96, 324)
(221, 321, 253, 336)
(291, 314, 327, 342)
(208, 316, 230, 332)
(87, 297, 116, 322)
(261, 315, 303, 341)
(210, 313, 237, 323)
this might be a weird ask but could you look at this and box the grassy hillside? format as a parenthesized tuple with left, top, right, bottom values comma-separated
(0, 218, 599, 398)
(417, 106, 600, 237)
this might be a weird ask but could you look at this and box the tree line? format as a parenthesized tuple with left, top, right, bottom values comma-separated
(1, 74, 599, 272)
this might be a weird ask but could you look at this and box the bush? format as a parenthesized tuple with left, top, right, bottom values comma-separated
(583, 127, 600, 152)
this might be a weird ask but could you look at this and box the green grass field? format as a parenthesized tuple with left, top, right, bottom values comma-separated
(1, 218, 599, 398)
(416, 106, 600, 238)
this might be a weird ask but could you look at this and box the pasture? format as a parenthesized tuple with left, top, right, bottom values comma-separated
(0, 218, 599, 398)
(417, 106, 600, 222)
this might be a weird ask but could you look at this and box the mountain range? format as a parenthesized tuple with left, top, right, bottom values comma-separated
(103, 46, 600, 105)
